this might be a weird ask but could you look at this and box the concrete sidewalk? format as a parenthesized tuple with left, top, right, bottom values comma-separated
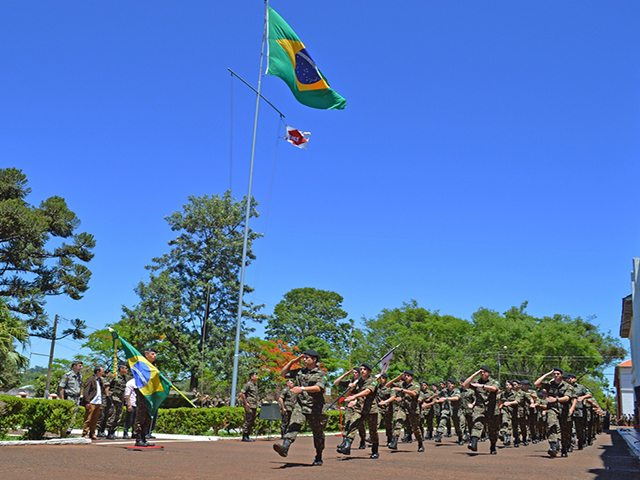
(618, 427, 640, 459)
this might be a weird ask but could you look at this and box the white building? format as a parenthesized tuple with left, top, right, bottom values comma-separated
(615, 359, 634, 417)
(619, 258, 640, 425)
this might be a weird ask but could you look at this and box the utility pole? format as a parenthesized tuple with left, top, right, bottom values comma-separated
(44, 314, 59, 399)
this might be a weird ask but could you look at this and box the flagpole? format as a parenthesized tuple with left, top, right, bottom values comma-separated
(230, 0, 269, 408)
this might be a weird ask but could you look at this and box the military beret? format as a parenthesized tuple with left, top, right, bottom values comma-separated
(521, 379, 530, 385)
(479, 365, 492, 373)
(404, 369, 414, 376)
(361, 363, 373, 371)
(303, 349, 320, 360)
(380, 373, 388, 379)
(566, 373, 576, 379)
(552, 366, 564, 374)
(512, 379, 521, 384)
(145, 347, 157, 353)
(118, 363, 128, 369)
(431, 383, 438, 387)
(352, 366, 361, 373)
(505, 380, 513, 385)
(447, 378, 456, 385)
(421, 380, 428, 385)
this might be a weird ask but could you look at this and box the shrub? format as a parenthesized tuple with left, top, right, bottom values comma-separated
(0, 395, 75, 439)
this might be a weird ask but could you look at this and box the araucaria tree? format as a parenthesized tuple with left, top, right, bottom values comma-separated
(120, 192, 263, 389)
(0, 168, 95, 338)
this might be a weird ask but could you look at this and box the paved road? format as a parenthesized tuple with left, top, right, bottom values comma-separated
(1, 430, 639, 480)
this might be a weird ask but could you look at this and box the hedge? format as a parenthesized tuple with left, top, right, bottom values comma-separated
(0, 396, 343, 439)
(0, 395, 75, 440)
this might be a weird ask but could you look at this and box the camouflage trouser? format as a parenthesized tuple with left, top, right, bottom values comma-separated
(242, 407, 257, 435)
(65, 396, 81, 435)
(393, 408, 423, 445)
(97, 396, 112, 432)
(518, 413, 528, 441)
(560, 415, 572, 449)
(528, 408, 537, 440)
(133, 390, 151, 440)
(461, 411, 473, 435)
(546, 408, 562, 444)
(500, 408, 513, 436)
(458, 410, 467, 434)
(437, 411, 461, 437)
(284, 406, 327, 454)
(346, 412, 378, 444)
(281, 410, 292, 438)
(425, 409, 435, 435)
(106, 399, 124, 433)
(343, 406, 366, 442)
(470, 407, 500, 444)
(378, 407, 394, 442)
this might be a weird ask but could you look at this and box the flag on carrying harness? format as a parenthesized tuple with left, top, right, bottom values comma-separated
(379, 350, 394, 375)
(110, 330, 171, 415)
(285, 125, 310, 148)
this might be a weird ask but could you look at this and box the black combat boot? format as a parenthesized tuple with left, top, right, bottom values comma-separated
(514, 436, 520, 447)
(358, 438, 366, 449)
(434, 432, 442, 443)
(463, 433, 470, 443)
(242, 434, 255, 442)
(122, 431, 129, 439)
(402, 432, 413, 443)
(337, 437, 353, 455)
(490, 442, 497, 454)
(446, 428, 452, 437)
(370, 443, 379, 459)
(504, 434, 511, 446)
(312, 451, 323, 466)
(273, 438, 291, 457)
(337, 437, 347, 450)
(468, 436, 478, 452)
(547, 441, 558, 457)
(458, 435, 465, 445)
(498, 431, 505, 442)
(417, 443, 424, 452)
(567, 444, 573, 453)
(577, 439, 583, 450)
(97, 430, 106, 438)
(560, 447, 568, 457)
(105, 431, 117, 440)
(388, 436, 399, 450)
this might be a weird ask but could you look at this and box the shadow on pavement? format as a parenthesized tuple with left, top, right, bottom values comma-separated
(588, 430, 640, 480)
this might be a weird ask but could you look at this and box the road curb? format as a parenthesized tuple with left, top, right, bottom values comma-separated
(617, 427, 640, 459)
(0, 437, 91, 446)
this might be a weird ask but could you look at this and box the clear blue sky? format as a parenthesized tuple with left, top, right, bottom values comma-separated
(2, 2, 638, 384)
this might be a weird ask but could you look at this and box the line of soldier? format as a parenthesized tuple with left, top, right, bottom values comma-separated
(269, 359, 606, 466)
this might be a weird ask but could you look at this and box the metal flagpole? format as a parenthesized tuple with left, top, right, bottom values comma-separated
(230, 0, 269, 407)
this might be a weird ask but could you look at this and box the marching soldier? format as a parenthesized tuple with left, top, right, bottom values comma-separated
(387, 370, 424, 452)
(337, 363, 380, 459)
(434, 378, 462, 444)
(376, 374, 395, 446)
(273, 350, 327, 466)
(499, 380, 517, 446)
(418, 381, 433, 440)
(459, 377, 474, 444)
(566, 373, 591, 450)
(462, 365, 500, 454)
(534, 367, 572, 457)
(334, 367, 368, 449)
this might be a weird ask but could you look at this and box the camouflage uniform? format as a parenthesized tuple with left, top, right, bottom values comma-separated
(338, 377, 366, 444)
(240, 380, 259, 436)
(279, 385, 295, 438)
(499, 388, 516, 440)
(345, 377, 379, 444)
(571, 382, 590, 448)
(58, 369, 83, 435)
(540, 380, 572, 453)
(469, 378, 500, 445)
(392, 380, 424, 448)
(283, 366, 328, 454)
(377, 383, 395, 442)
(459, 386, 475, 439)
(106, 372, 128, 435)
(437, 386, 462, 439)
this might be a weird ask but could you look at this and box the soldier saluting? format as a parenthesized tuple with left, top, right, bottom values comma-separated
(273, 350, 327, 466)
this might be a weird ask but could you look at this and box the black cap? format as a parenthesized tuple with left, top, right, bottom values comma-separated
(521, 379, 530, 385)
(361, 363, 373, 371)
(479, 365, 491, 373)
(380, 373, 388, 379)
(144, 347, 157, 353)
(552, 366, 564, 374)
(512, 379, 521, 385)
(303, 349, 320, 360)
(447, 378, 456, 385)
(404, 369, 414, 376)
(431, 383, 438, 387)
(566, 373, 576, 379)
(117, 363, 128, 369)
(421, 380, 428, 385)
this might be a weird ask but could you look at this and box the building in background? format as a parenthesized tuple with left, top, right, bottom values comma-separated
(615, 359, 634, 418)
(619, 258, 639, 429)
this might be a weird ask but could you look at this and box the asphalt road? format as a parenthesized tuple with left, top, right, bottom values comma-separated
(1, 430, 639, 480)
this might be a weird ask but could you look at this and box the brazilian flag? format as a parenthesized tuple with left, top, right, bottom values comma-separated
(266, 6, 346, 110)
(111, 331, 171, 416)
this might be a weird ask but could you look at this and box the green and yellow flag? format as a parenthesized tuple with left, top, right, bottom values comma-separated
(111, 330, 171, 415)
(266, 6, 347, 110)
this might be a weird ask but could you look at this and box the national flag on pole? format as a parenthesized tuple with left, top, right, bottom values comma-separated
(110, 330, 171, 415)
(285, 125, 310, 148)
(266, 6, 347, 110)
(379, 350, 394, 375)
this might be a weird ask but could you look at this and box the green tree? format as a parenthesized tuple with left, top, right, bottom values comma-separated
(114, 192, 264, 389)
(0, 168, 95, 336)
(0, 299, 29, 389)
(360, 300, 473, 380)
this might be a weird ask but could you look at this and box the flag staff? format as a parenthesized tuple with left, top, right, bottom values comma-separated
(230, 0, 269, 407)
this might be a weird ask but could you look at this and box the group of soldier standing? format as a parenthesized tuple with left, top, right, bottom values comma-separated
(265, 353, 606, 466)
